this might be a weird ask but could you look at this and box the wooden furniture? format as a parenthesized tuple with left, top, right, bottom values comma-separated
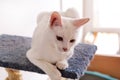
(88, 54, 120, 79)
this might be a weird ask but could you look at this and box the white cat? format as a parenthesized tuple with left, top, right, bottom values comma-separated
(26, 8, 89, 80)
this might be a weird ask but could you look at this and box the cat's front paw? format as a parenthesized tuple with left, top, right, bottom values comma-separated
(49, 67, 62, 80)
(56, 60, 69, 70)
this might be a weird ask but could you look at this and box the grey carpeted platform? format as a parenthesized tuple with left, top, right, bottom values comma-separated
(0, 34, 97, 79)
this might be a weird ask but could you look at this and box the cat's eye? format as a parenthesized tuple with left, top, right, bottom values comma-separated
(70, 39, 75, 43)
(56, 36, 63, 41)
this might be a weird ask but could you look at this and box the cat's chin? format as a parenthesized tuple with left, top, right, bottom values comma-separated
(61, 52, 68, 54)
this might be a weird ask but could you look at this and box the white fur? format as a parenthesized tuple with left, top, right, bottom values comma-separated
(26, 8, 88, 80)
(61, 8, 79, 18)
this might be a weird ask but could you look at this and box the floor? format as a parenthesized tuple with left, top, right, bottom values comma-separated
(0, 67, 49, 80)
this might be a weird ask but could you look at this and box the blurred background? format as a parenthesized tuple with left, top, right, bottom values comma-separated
(0, 0, 120, 80)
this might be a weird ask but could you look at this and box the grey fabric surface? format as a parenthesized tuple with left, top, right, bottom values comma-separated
(0, 34, 97, 79)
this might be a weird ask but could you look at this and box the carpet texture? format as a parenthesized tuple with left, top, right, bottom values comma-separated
(0, 34, 97, 79)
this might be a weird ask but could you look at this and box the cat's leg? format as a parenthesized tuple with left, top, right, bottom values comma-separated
(47, 77, 67, 80)
(56, 51, 73, 70)
(66, 79, 78, 80)
(27, 57, 61, 80)
(56, 59, 69, 70)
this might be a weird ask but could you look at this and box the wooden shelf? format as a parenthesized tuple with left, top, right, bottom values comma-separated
(88, 54, 120, 79)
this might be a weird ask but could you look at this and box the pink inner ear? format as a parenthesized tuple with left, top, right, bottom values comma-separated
(50, 12, 62, 28)
(73, 18, 89, 27)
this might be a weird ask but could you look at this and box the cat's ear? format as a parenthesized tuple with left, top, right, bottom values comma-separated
(73, 18, 89, 28)
(50, 11, 62, 28)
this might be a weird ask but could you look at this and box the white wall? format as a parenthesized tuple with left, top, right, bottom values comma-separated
(0, 0, 83, 44)
(0, 0, 60, 37)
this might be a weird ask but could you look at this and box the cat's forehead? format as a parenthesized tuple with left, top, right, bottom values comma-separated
(62, 18, 76, 33)
(55, 19, 77, 39)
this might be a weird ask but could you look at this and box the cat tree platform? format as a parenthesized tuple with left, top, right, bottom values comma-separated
(0, 34, 97, 79)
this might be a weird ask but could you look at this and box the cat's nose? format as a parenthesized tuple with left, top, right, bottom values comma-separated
(63, 48, 68, 52)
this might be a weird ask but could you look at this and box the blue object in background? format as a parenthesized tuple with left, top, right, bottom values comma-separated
(85, 71, 118, 80)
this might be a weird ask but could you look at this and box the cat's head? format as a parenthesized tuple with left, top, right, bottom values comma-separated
(49, 12, 89, 52)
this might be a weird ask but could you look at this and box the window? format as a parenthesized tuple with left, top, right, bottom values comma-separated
(84, 0, 120, 55)
(94, 0, 120, 28)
